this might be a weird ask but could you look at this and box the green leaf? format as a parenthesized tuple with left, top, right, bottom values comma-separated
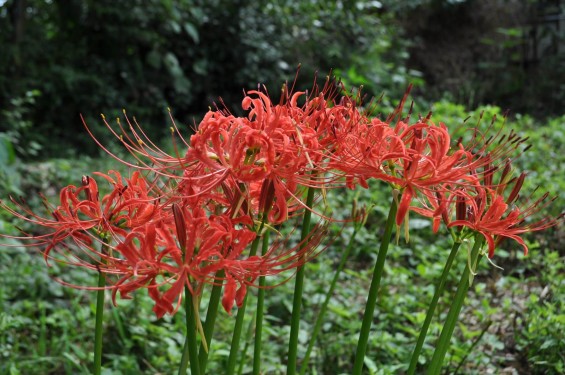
(363, 356, 378, 375)
(184, 22, 199, 43)
(146, 49, 162, 69)
(0, 135, 15, 165)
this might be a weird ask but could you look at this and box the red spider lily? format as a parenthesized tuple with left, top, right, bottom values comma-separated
(0, 171, 163, 261)
(384, 117, 530, 227)
(65, 203, 257, 318)
(327, 119, 470, 226)
(405, 157, 528, 235)
(447, 186, 563, 257)
(328, 115, 409, 189)
(390, 122, 479, 226)
(83, 79, 344, 192)
(409, 188, 453, 233)
(82, 77, 356, 226)
(95, 201, 326, 318)
(324, 104, 477, 225)
(184, 86, 349, 222)
(187, 90, 323, 183)
(323, 86, 413, 190)
(186, 111, 275, 184)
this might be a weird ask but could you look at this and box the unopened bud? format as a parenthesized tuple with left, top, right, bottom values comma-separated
(172, 204, 187, 252)
(507, 173, 526, 205)
(456, 195, 466, 222)
(258, 178, 275, 219)
(435, 191, 450, 225)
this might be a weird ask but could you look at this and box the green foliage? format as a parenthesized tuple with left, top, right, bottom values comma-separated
(0, 90, 42, 158)
(514, 249, 565, 374)
(0, 0, 413, 159)
(0, 90, 45, 195)
(0, 104, 563, 373)
(0, 134, 22, 196)
(1, 0, 561, 161)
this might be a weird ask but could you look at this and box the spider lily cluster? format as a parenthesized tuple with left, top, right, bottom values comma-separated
(1, 76, 562, 374)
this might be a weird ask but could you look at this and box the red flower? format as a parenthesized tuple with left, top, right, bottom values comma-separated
(409, 188, 452, 233)
(382, 117, 529, 228)
(183, 86, 347, 223)
(447, 186, 562, 257)
(91, 202, 255, 318)
(0, 171, 162, 262)
(329, 115, 409, 190)
(96, 199, 325, 318)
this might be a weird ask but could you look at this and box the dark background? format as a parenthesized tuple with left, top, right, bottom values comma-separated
(0, 0, 563, 159)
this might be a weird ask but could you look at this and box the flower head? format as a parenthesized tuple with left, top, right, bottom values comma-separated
(0, 171, 162, 262)
(447, 182, 563, 257)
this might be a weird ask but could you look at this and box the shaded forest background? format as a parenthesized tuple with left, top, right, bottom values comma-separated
(0, 0, 563, 160)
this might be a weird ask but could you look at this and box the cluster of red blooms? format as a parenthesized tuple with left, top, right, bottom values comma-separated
(1, 78, 562, 317)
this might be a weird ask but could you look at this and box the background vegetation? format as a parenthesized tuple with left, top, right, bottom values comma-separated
(1, 0, 563, 374)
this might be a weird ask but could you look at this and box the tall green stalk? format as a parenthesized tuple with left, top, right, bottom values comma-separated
(198, 270, 224, 373)
(238, 314, 256, 375)
(226, 230, 265, 375)
(427, 238, 483, 375)
(407, 240, 462, 374)
(299, 218, 363, 375)
(253, 231, 271, 375)
(351, 195, 398, 375)
(226, 294, 250, 374)
(178, 286, 201, 375)
(287, 186, 316, 375)
(93, 271, 106, 375)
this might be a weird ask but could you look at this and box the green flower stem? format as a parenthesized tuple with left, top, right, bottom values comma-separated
(253, 231, 271, 375)
(93, 270, 106, 375)
(287, 186, 316, 375)
(238, 315, 256, 375)
(226, 294, 250, 374)
(407, 240, 462, 375)
(179, 329, 190, 374)
(178, 286, 201, 375)
(198, 270, 225, 373)
(226, 230, 265, 375)
(299, 220, 363, 375)
(427, 238, 483, 375)
(352, 195, 398, 375)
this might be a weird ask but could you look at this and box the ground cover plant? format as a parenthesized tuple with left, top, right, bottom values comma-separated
(1, 76, 563, 375)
